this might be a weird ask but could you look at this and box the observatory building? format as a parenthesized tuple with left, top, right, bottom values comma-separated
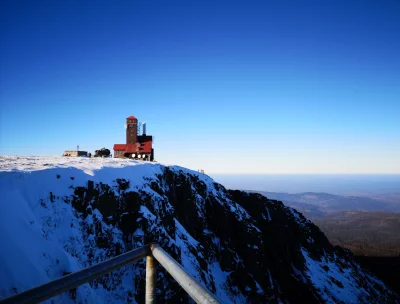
(113, 116, 154, 161)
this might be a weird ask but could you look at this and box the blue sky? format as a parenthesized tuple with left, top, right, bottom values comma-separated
(1, 0, 399, 173)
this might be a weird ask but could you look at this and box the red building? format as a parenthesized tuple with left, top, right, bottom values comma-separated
(113, 116, 154, 161)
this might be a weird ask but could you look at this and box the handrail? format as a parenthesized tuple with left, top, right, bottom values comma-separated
(151, 244, 220, 303)
(0, 245, 151, 304)
(0, 243, 221, 304)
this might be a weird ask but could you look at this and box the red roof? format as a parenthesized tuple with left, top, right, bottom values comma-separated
(125, 143, 141, 153)
(138, 140, 152, 153)
(113, 144, 127, 151)
(113, 141, 152, 154)
(126, 116, 137, 120)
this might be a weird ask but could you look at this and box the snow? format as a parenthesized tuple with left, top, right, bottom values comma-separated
(208, 262, 234, 303)
(262, 207, 272, 221)
(0, 156, 235, 302)
(301, 248, 373, 304)
(0, 156, 164, 190)
(0, 156, 152, 173)
(173, 218, 202, 282)
(268, 270, 274, 288)
(287, 207, 301, 221)
(139, 206, 156, 221)
(0, 156, 167, 302)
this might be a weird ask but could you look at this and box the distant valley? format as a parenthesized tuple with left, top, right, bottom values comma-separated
(249, 190, 400, 294)
(249, 191, 400, 216)
(311, 211, 400, 256)
(249, 190, 400, 257)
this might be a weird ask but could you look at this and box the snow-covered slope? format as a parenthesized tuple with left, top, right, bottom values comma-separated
(0, 156, 398, 303)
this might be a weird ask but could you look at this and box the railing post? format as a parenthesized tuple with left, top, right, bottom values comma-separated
(145, 255, 157, 304)
(150, 244, 221, 303)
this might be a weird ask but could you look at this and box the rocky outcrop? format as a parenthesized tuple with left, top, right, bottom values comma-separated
(1, 162, 398, 303)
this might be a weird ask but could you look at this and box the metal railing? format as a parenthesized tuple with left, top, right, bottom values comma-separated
(0, 243, 221, 304)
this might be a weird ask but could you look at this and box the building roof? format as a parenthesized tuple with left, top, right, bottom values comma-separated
(113, 141, 152, 154)
(126, 116, 137, 120)
(138, 140, 152, 153)
(125, 143, 141, 153)
(113, 144, 127, 151)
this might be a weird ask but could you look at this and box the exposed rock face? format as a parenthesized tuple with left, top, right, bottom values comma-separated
(0, 161, 398, 303)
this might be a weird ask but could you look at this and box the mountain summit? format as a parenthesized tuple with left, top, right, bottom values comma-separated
(0, 156, 398, 303)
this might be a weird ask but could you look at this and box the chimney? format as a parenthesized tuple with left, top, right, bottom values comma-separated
(143, 122, 146, 135)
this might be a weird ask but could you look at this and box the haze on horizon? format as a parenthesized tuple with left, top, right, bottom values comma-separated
(0, 1, 399, 174)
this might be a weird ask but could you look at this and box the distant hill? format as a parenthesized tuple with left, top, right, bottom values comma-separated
(311, 211, 400, 255)
(248, 191, 400, 216)
(249, 190, 400, 256)
(312, 211, 400, 294)
(249, 191, 400, 295)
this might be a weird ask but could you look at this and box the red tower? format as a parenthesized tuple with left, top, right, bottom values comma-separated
(114, 115, 154, 160)
(125, 116, 138, 145)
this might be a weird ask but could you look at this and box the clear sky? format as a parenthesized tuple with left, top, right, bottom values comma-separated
(0, 0, 399, 174)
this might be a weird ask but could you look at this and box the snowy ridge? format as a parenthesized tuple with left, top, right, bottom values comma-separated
(0, 156, 398, 303)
